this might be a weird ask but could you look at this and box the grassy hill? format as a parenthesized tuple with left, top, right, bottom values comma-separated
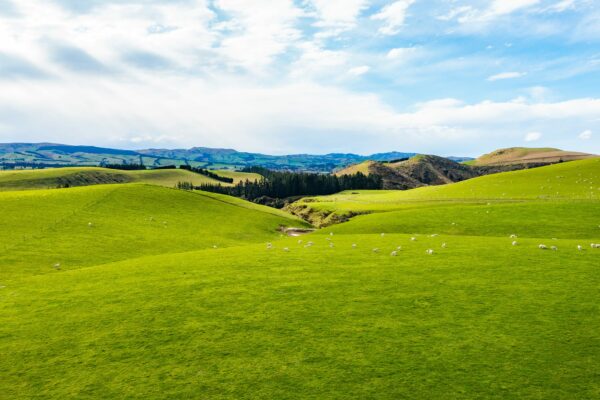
(292, 158, 600, 226)
(470, 147, 596, 166)
(0, 167, 262, 192)
(1, 158, 599, 399)
(0, 184, 306, 280)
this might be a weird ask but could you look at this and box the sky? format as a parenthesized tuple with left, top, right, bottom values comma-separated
(0, 0, 599, 156)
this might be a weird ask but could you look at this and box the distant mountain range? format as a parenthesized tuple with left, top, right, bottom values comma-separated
(0, 143, 473, 172)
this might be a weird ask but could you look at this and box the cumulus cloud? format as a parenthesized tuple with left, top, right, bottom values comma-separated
(524, 131, 542, 142)
(348, 65, 370, 76)
(488, 72, 526, 81)
(371, 0, 415, 35)
(579, 129, 592, 140)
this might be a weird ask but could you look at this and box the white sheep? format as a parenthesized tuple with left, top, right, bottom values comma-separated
(431, 234, 439, 237)
(283, 247, 289, 252)
(330, 232, 334, 236)
(410, 237, 417, 241)
(426, 249, 434, 255)
(352, 244, 357, 248)
(298, 239, 303, 244)
(266, 243, 273, 249)
(53, 263, 61, 270)
(88, 222, 94, 227)
(212, 245, 218, 249)
(397, 246, 402, 250)
(441, 243, 447, 248)
(381, 233, 385, 237)
(577, 245, 582, 251)
(551, 246, 558, 251)
(512, 241, 518, 246)
(390, 251, 398, 257)
(539, 244, 548, 250)
(329, 242, 335, 248)
(372, 248, 380, 253)
(510, 234, 517, 239)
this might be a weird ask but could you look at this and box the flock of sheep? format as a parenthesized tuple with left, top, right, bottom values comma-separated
(265, 231, 600, 256)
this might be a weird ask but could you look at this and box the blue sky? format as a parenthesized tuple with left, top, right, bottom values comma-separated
(0, 0, 598, 156)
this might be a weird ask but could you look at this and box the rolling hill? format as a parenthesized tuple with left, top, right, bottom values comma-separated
(336, 155, 479, 189)
(469, 147, 596, 166)
(290, 157, 600, 226)
(0, 183, 306, 280)
(1, 157, 599, 399)
(0, 142, 474, 172)
(0, 167, 262, 192)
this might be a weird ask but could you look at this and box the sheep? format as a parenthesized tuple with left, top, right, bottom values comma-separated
(381, 233, 385, 237)
(330, 232, 334, 236)
(577, 245, 582, 251)
(298, 239, 303, 244)
(390, 251, 398, 256)
(329, 242, 335, 248)
(397, 246, 402, 250)
(510, 234, 517, 239)
(212, 245, 218, 249)
(591, 243, 600, 249)
(512, 241, 518, 246)
(53, 263, 61, 270)
(441, 243, 447, 248)
(430, 234, 439, 237)
(426, 249, 434, 255)
(283, 247, 290, 252)
(352, 244, 357, 249)
(551, 246, 558, 251)
(307, 241, 314, 246)
(372, 248, 380, 253)
(266, 243, 273, 249)
(539, 244, 548, 250)
(410, 237, 417, 241)
(88, 222, 94, 228)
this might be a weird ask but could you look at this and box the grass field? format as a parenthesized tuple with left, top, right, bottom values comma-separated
(0, 167, 261, 192)
(1, 159, 599, 399)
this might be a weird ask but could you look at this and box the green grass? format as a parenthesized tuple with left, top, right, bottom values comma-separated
(1, 234, 598, 398)
(0, 184, 306, 281)
(0, 167, 260, 192)
(1, 158, 599, 399)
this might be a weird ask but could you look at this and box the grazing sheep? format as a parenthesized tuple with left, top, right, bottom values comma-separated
(577, 245, 583, 251)
(88, 222, 93, 228)
(298, 239, 303, 244)
(330, 232, 334, 236)
(307, 241, 314, 246)
(390, 251, 398, 257)
(426, 249, 434, 255)
(551, 246, 558, 251)
(325, 237, 332, 241)
(381, 233, 385, 237)
(512, 241, 518, 246)
(212, 245, 218, 249)
(397, 246, 402, 250)
(410, 237, 417, 241)
(266, 243, 273, 249)
(283, 247, 289, 252)
(539, 244, 548, 250)
(329, 242, 335, 248)
(53, 263, 61, 270)
(372, 248, 380, 253)
(441, 243, 447, 248)
(431, 234, 438, 237)
(591, 243, 600, 249)
(352, 244, 357, 248)
(510, 234, 517, 239)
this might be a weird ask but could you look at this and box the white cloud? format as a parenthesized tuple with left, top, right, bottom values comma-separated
(487, 72, 526, 81)
(309, 0, 369, 32)
(524, 131, 542, 142)
(579, 129, 592, 140)
(371, 0, 415, 35)
(348, 65, 370, 76)
(386, 47, 417, 60)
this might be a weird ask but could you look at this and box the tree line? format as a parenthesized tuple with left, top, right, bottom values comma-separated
(189, 167, 382, 201)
